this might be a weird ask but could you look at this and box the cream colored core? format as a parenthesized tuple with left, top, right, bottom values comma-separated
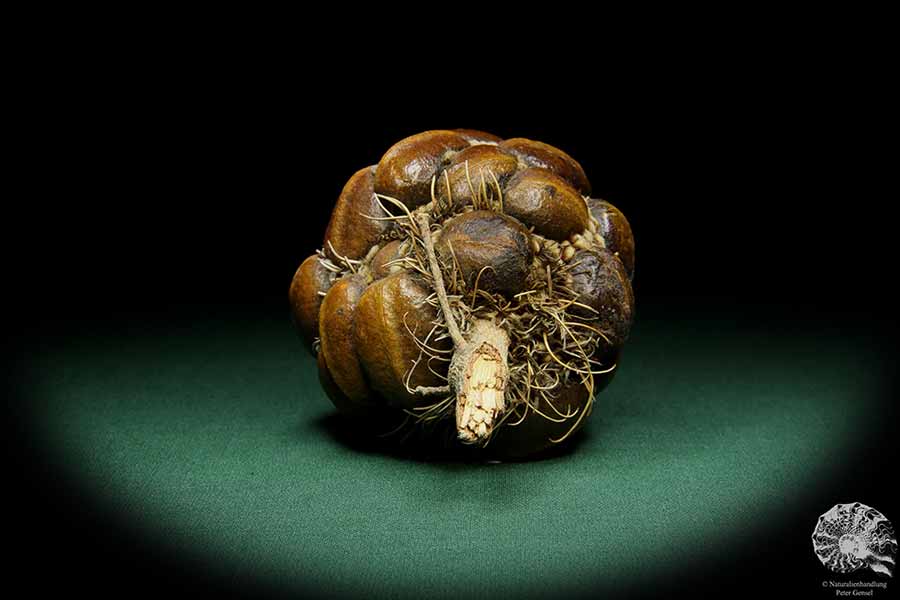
(457, 343, 506, 442)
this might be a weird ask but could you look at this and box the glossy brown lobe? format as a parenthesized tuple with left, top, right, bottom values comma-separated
(289, 255, 335, 353)
(586, 198, 635, 279)
(354, 272, 451, 409)
(500, 138, 591, 195)
(504, 168, 590, 241)
(437, 210, 533, 297)
(435, 144, 519, 209)
(370, 240, 407, 279)
(488, 383, 590, 459)
(323, 166, 389, 261)
(567, 248, 634, 348)
(374, 130, 470, 209)
(318, 274, 372, 403)
(454, 128, 503, 144)
(317, 351, 377, 417)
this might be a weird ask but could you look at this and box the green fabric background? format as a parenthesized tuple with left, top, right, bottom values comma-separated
(27, 310, 883, 598)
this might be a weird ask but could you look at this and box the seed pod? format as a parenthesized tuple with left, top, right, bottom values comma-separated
(354, 272, 451, 409)
(567, 248, 634, 348)
(318, 274, 372, 408)
(500, 138, 591, 195)
(370, 240, 408, 279)
(290, 129, 637, 460)
(289, 255, 335, 353)
(317, 351, 377, 418)
(437, 210, 533, 297)
(504, 168, 590, 241)
(323, 166, 389, 261)
(436, 145, 519, 208)
(586, 198, 635, 279)
(374, 130, 470, 209)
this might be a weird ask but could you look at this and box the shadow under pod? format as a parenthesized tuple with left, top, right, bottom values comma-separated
(307, 412, 589, 465)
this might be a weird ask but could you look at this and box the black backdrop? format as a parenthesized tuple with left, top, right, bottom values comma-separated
(8, 35, 897, 600)
(17, 51, 896, 324)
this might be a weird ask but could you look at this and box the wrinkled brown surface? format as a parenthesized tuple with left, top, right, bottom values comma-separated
(323, 166, 389, 261)
(354, 272, 450, 409)
(370, 240, 406, 279)
(436, 145, 519, 208)
(500, 138, 591, 195)
(489, 383, 590, 459)
(437, 210, 533, 297)
(568, 248, 634, 347)
(289, 255, 334, 353)
(504, 168, 590, 241)
(587, 198, 635, 278)
(374, 130, 469, 209)
(319, 274, 371, 403)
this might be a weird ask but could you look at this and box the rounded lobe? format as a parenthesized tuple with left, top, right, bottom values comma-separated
(437, 210, 533, 297)
(317, 351, 377, 417)
(324, 166, 390, 261)
(454, 128, 503, 144)
(435, 144, 519, 208)
(370, 240, 408, 279)
(354, 272, 450, 409)
(587, 198, 635, 279)
(374, 130, 470, 209)
(318, 274, 372, 404)
(500, 138, 591, 194)
(503, 168, 590, 241)
(567, 248, 634, 348)
(289, 255, 335, 353)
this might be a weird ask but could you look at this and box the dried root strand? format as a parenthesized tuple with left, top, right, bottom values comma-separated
(417, 212, 466, 348)
(416, 209, 515, 445)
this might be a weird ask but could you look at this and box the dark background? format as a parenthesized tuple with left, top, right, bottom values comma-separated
(9, 31, 897, 599)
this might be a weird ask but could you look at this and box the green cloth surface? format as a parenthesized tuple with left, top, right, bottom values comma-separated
(27, 311, 882, 598)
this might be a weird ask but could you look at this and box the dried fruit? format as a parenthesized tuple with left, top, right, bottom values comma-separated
(289, 129, 636, 458)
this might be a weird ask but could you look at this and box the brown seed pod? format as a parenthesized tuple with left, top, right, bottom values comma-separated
(353, 272, 451, 409)
(369, 240, 408, 280)
(318, 274, 372, 404)
(500, 138, 591, 195)
(454, 128, 504, 144)
(587, 198, 635, 279)
(567, 248, 635, 348)
(436, 210, 533, 296)
(323, 166, 389, 262)
(290, 129, 637, 459)
(504, 168, 590, 241)
(436, 144, 519, 209)
(317, 351, 376, 418)
(373, 130, 470, 209)
(289, 255, 335, 353)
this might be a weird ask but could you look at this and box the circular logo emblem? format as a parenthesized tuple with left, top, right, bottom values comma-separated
(812, 502, 897, 576)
